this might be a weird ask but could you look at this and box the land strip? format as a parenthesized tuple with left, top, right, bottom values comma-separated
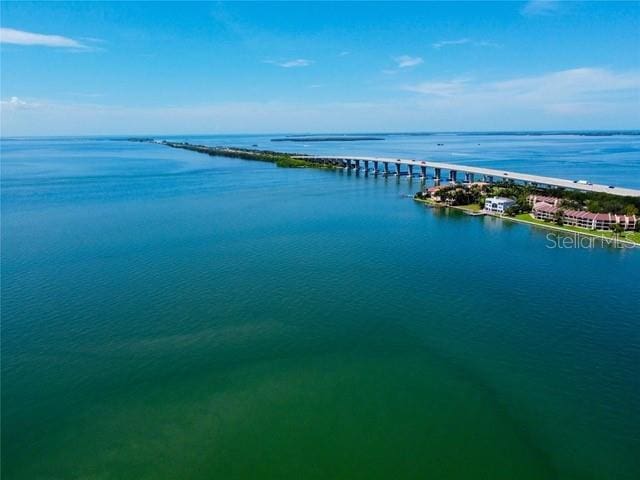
(128, 139, 333, 169)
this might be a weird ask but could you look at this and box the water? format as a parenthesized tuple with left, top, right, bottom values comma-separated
(2, 134, 639, 479)
(165, 132, 640, 189)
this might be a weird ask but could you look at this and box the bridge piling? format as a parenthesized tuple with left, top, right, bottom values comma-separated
(290, 154, 639, 197)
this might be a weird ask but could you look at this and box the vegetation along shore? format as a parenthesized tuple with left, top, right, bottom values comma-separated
(128, 139, 333, 169)
(416, 182, 640, 245)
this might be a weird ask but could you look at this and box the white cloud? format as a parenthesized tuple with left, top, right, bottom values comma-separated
(474, 40, 501, 48)
(0, 96, 42, 110)
(394, 55, 423, 68)
(3, 68, 638, 135)
(432, 38, 470, 49)
(489, 68, 640, 102)
(404, 78, 470, 97)
(404, 68, 640, 116)
(521, 0, 560, 16)
(65, 92, 105, 99)
(339, 51, 350, 56)
(432, 38, 500, 49)
(1, 99, 399, 136)
(264, 58, 313, 68)
(2, 92, 638, 136)
(0, 28, 89, 49)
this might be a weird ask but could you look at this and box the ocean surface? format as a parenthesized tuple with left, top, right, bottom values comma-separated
(1, 133, 639, 479)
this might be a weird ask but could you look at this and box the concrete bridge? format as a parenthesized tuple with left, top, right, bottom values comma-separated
(294, 155, 640, 197)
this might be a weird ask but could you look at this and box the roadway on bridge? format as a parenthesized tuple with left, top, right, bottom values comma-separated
(300, 155, 640, 197)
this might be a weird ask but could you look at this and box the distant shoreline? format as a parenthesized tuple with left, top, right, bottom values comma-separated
(271, 136, 385, 142)
(142, 139, 332, 169)
(3, 130, 640, 141)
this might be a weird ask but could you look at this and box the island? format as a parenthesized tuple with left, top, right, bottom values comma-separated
(271, 136, 385, 142)
(130, 139, 333, 169)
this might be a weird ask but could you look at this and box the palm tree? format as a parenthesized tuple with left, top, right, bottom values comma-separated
(554, 209, 564, 226)
(611, 223, 624, 242)
(624, 205, 639, 217)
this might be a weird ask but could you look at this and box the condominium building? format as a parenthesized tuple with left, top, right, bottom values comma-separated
(527, 195, 562, 207)
(531, 203, 637, 231)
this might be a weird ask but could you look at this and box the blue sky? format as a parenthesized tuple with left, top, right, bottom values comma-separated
(1, 1, 639, 136)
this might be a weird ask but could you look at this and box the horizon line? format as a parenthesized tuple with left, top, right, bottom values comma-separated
(2, 129, 639, 140)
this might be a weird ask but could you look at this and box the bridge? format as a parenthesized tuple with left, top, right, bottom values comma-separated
(295, 155, 640, 197)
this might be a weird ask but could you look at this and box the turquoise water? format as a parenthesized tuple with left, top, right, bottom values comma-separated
(1, 135, 639, 479)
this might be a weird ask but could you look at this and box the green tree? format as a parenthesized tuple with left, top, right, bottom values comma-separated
(624, 204, 639, 217)
(587, 200, 601, 213)
(554, 209, 564, 226)
(516, 194, 531, 213)
(611, 223, 624, 241)
(504, 205, 519, 217)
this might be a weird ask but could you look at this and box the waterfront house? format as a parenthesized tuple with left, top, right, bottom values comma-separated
(426, 186, 443, 201)
(484, 197, 516, 214)
(531, 203, 637, 230)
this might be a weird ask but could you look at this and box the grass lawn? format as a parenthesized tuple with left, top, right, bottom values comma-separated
(414, 200, 481, 212)
(511, 213, 640, 245)
(454, 204, 482, 212)
(413, 197, 440, 206)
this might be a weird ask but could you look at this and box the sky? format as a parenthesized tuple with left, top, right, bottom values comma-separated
(1, 1, 639, 136)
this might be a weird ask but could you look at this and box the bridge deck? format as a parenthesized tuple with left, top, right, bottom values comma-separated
(297, 155, 640, 197)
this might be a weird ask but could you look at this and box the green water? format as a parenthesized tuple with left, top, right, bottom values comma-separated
(1, 138, 639, 479)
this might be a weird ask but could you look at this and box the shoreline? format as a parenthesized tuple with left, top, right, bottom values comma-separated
(499, 214, 640, 246)
(132, 138, 640, 197)
(414, 198, 639, 246)
(139, 139, 335, 169)
(134, 139, 639, 247)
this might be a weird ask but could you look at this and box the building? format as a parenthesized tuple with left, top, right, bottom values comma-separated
(527, 194, 561, 207)
(531, 202, 558, 221)
(426, 186, 443, 201)
(484, 197, 516, 214)
(531, 203, 637, 231)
